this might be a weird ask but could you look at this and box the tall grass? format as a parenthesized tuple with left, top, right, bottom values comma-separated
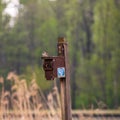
(0, 72, 61, 120)
(0, 72, 118, 120)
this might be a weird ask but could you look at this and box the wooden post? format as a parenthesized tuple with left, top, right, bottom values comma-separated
(57, 37, 72, 120)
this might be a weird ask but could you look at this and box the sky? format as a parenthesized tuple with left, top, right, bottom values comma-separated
(3, 0, 19, 17)
(3, 0, 56, 17)
(3, 0, 56, 26)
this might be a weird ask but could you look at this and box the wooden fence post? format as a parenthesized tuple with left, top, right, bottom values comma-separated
(57, 37, 72, 120)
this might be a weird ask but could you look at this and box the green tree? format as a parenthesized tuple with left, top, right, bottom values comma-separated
(1, 0, 58, 74)
(0, 1, 11, 75)
(64, 0, 95, 108)
(92, 0, 120, 108)
(1, 0, 120, 109)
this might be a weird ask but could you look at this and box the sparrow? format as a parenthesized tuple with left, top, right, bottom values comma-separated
(42, 51, 48, 57)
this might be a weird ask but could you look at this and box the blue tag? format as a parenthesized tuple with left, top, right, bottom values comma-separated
(57, 67, 65, 78)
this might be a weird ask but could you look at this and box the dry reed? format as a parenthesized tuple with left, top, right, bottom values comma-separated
(0, 72, 116, 120)
(0, 72, 61, 120)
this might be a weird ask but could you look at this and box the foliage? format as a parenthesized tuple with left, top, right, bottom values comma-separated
(23, 66, 53, 92)
(92, 0, 120, 108)
(0, 0, 120, 109)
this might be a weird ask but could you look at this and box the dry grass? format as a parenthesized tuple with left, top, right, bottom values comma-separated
(0, 72, 119, 120)
(0, 72, 61, 120)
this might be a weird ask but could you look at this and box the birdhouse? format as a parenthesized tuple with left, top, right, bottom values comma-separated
(41, 56, 65, 80)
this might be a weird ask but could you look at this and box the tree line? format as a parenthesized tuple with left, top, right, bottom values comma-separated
(0, 0, 120, 109)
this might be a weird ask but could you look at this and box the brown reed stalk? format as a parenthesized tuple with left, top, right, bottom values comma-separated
(0, 72, 61, 120)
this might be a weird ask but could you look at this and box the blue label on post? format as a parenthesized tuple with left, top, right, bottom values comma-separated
(57, 67, 65, 78)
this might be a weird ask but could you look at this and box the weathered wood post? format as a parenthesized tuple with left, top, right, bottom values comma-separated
(41, 37, 72, 120)
(57, 37, 72, 120)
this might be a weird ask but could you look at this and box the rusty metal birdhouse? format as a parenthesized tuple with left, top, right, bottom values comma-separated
(41, 56, 65, 80)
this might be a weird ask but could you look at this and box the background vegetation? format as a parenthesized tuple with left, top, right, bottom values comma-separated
(0, 0, 120, 109)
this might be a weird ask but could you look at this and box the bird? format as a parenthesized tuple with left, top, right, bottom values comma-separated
(42, 51, 48, 57)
